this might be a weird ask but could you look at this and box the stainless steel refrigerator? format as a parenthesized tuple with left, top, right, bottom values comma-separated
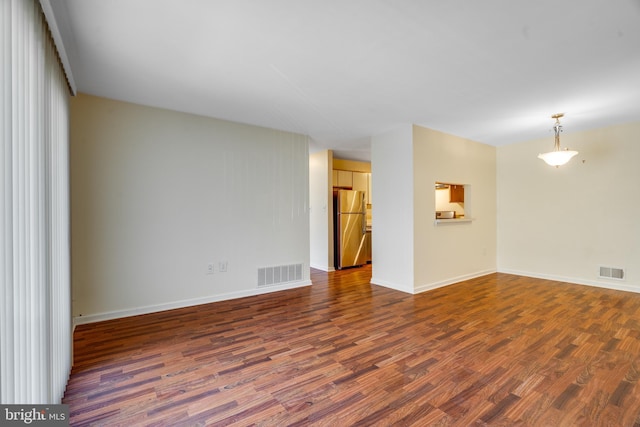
(334, 190, 367, 269)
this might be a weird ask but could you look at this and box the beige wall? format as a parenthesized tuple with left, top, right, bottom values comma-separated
(372, 121, 638, 295)
(497, 121, 640, 291)
(71, 94, 310, 323)
(70, 90, 639, 323)
(413, 125, 497, 291)
(371, 124, 497, 293)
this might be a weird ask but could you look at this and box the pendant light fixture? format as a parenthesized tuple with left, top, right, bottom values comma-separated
(537, 113, 578, 167)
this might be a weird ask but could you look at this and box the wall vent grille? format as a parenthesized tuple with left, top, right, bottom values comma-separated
(258, 264, 303, 287)
(599, 266, 625, 280)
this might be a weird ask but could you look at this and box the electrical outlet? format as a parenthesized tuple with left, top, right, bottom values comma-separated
(219, 261, 228, 272)
(207, 263, 214, 275)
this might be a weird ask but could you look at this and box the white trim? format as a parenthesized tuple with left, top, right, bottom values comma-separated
(310, 263, 335, 272)
(414, 269, 496, 294)
(498, 268, 640, 294)
(74, 279, 312, 325)
(39, 0, 77, 94)
(370, 277, 414, 294)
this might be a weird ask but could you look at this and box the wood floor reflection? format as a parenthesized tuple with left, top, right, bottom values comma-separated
(64, 266, 640, 426)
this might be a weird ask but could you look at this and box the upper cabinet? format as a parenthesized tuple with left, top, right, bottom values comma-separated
(352, 171, 367, 192)
(333, 170, 353, 188)
(333, 158, 372, 204)
(352, 172, 372, 205)
(449, 184, 464, 203)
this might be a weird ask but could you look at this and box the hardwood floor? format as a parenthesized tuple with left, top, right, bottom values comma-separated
(64, 266, 640, 426)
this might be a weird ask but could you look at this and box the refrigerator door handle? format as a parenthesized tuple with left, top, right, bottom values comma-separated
(361, 193, 366, 235)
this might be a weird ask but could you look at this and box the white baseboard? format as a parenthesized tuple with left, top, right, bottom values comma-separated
(73, 279, 312, 325)
(370, 277, 414, 294)
(310, 263, 335, 272)
(414, 269, 497, 294)
(372, 269, 496, 295)
(498, 268, 640, 294)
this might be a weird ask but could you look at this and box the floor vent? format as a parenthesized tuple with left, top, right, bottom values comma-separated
(258, 263, 303, 287)
(599, 266, 625, 280)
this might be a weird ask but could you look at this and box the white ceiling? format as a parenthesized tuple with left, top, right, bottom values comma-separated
(50, 0, 640, 161)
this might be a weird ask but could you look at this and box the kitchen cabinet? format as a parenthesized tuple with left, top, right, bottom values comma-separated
(352, 172, 367, 194)
(449, 184, 464, 203)
(333, 170, 353, 188)
(352, 172, 372, 204)
(332, 160, 371, 203)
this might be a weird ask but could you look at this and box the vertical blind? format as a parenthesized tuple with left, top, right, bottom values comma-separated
(0, 0, 71, 404)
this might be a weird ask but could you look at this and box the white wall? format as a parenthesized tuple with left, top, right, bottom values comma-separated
(309, 149, 334, 271)
(497, 121, 640, 291)
(413, 125, 497, 292)
(370, 125, 415, 292)
(71, 94, 310, 323)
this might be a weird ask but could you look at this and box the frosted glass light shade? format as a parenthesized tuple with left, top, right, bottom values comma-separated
(537, 149, 578, 166)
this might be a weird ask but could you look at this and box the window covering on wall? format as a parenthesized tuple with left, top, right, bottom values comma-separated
(0, 0, 71, 404)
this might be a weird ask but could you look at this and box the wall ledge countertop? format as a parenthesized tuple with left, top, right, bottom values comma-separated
(434, 218, 474, 225)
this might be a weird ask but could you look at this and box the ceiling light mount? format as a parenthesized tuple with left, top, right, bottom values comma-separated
(537, 113, 578, 167)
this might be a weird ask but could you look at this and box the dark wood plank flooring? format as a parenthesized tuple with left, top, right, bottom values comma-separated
(64, 266, 640, 426)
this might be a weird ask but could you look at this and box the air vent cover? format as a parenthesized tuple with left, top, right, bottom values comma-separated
(599, 266, 625, 280)
(258, 264, 303, 287)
